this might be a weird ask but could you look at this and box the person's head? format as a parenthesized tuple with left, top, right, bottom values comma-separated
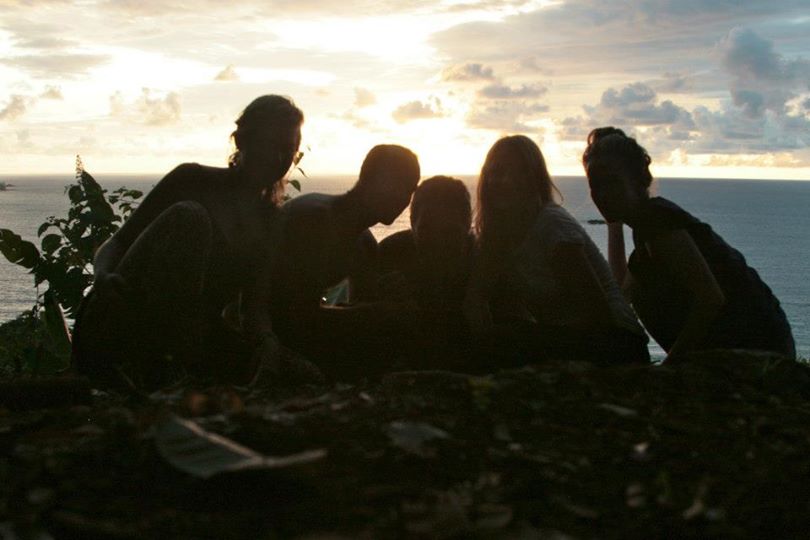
(475, 135, 559, 248)
(352, 144, 420, 225)
(410, 176, 471, 260)
(229, 95, 304, 203)
(582, 127, 652, 222)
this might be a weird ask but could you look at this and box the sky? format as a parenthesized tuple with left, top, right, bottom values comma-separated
(1, 0, 809, 179)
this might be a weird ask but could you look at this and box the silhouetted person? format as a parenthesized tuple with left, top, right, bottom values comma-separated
(379, 176, 473, 310)
(269, 144, 420, 378)
(465, 135, 649, 367)
(72, 95, 305, 389)
(377, 176, 475, 369)
(583, 127, 795, 361)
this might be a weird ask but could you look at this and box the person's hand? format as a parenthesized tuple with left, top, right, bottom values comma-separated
(93, 272, 132, 306)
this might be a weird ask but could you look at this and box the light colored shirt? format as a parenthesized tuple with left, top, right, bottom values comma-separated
(509, 204, 644, 335)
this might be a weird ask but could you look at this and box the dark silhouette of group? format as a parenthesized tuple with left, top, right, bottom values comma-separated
(71, 95, 796, 390)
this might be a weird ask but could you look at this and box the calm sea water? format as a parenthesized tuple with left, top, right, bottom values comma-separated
(1, 173, 809, 358)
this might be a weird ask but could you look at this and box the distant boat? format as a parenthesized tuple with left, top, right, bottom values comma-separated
(0, 182, 14, 191)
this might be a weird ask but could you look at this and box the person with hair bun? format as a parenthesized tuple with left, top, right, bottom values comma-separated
(583, 127, 795, 361)
(465, 135, 649, 367)
(72, 95, 306, 389)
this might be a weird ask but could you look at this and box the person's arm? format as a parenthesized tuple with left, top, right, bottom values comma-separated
(92, 163, 194, 299)
(647, 230, 725, 361)
(551, 242, 614, 329)
(607, 222, 629, 289)
(347, 229, 379, 303)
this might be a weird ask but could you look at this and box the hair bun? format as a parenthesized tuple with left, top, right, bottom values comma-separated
(586, 126, 627, 148)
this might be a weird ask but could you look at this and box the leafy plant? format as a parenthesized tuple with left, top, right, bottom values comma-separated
(0, 155, 143, 318)
(0, 310, 66, 377)
(284, 147, 309, 201)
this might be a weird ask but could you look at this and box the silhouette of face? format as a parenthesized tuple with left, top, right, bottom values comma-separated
(363, 171, 417, 225)
(412, 206, 469, 263)
(587, 161, 644, 223)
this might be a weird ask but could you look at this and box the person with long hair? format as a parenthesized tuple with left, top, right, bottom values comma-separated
(72, 95, 306, 389)
(583, 127, 795, 362)
(466, 135, 649, 366)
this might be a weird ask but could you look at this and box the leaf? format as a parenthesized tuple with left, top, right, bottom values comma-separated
(68, 185, 83, 204)
(155, 414, 327, 479)
(41, 234, 62, 255)
(38, 222, 55, 237)
(79, 170, 104, 197)
(289, 179, 302, 192)
(0, 229, 40, 269)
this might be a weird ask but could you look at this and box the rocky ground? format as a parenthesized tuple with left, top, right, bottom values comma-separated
(1, 349, 810, 539)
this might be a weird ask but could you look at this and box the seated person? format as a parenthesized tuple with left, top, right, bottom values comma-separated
(71, 95, 305, 389)
(583, 127, 795, 362)
(378, 175, 474, 312)
(465, 135, 650, 367)
(377, 176, 475, 369)
(268, 144, 421, 377)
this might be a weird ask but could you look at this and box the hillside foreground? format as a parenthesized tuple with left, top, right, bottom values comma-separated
(1, 348, 810, 539)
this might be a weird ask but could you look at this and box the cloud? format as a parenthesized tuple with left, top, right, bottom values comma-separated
(478, 82, 547, 99)
(392, 99, 444, 123)
(40, 85, 63, 100)
(110, 89, 182, 126)
(16, 129, 31, 145)
(432, 0, 810, 84)
(138, 90, 181, 126)
(561, 79, 810, 161)
(689, 104, 810, 154)
(0, 95, 28, 121)
(718, 27, 810, 118)
(0, 53, 110, 78)
(579, 83, 696, 131)
(13, 36, 76, 50)
(517, 57, 552, 75)
(214, 64, 239, 81)
(354, 87, 376, 107)
(467, 100, 548, 132)
(558, 82, 695, 152)
(650, 72, 694, 93)
(441, 63, 495, 82)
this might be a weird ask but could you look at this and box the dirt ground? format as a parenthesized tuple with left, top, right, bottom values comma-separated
(2, 350, 810, 539)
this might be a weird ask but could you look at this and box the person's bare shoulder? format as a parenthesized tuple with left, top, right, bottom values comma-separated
(282, 193, 338, 232)
(153, 162, 220, 197)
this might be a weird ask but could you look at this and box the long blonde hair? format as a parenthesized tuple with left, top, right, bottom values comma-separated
(475, 135, 560, 256)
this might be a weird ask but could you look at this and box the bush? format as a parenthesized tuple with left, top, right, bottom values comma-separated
(0, 156, 143, 318)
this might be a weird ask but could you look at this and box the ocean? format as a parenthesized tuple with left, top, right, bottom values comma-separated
(1, 173, 808, 359)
